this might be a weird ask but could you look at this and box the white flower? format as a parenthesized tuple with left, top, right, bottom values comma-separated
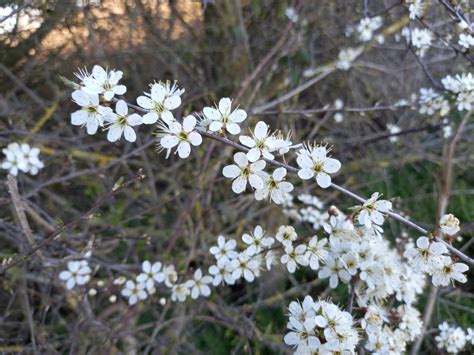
(162, 265, 178, 287)
(439, 214, 460, 236)
(230, 253, 260, 282)
(222, 152, 266, 193)
(136, 260, 164, 291)
(357, 16, 383, 42)
(59, 260, 92, 289)
(70, 90, 112, 135)
(435, 322, 467, 354)
(285, 7, 299, 23)
(431, 257, 468, 287)
(359, 260, 384, 289)
(104, 100, 142, 142)
(171, 283, 191, 302)
(275, 225, 298, 247)
(387, 123, 401, 143)
(209, 261, 236, 286)
(408, 0, 424, 20)
(203, 97, 247, 135)
(318, 256, 351, 288)
(404, 236, 448, 273)
(159, 115, 202, 159)
(239, 121, 278, 162)
(121, 280, 147, 305)
(459, 33, 474, 49)
(209, 236, 238, 264)
(136, 81, 184, 124)
(281, 244, 308, 273)
(78, 65, 127, 101)
(305, 236, 329, 270)
(356, 192, 392, 228)
(1, 142, 44, 176)
(296, 145, 341, 188)
(336, 47, 362, 70)
(255, 167, 294, 204)
(185, 269, 213, 299)
(242, 225, 274, 255)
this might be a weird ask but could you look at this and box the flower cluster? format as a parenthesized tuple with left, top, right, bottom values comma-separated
(435, 322, 474, 354)
(404, 215, 468, 287)
(355, 16, 383, 42)
(284, 296, 358, 354)
(401, 27, 433, 57)
(1, 142, 44, 176)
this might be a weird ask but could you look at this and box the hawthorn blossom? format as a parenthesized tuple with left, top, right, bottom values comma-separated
(70, 90, 112, 135)
(171, 283, 191, 302)
(185, 269, 213, 299)
(158, 115, 202, 159)
(77, 65, 126, 101)
(281, 244, 308, 273)
(439, 214, 460, 236)
(239, 121, 278, 162)
(136, 81, 184, 124)
(431, 257, 468, 287)
(202, 97, 247, 135)
(255, 167, 294, 204)
(209, 236, 238, 264)
(355, 192, 392, 229)
(404, 236, 448, 273)
(136, 260, 165, 290)
(209, 262, 236, 286)
(318, 256, 351, 288)
(1, 142, 44, 176)
(357, 16, 383, 42)
(305, 236, 329, 270)
(296, 145, 341, 188)
(121, 280, 147, 305)
(275, 225, 298, 247)
(230, 253, 260, 282)
(59, 260, 92, 290)
(162, 265, 178, 287)
(242, 225, 274, 255)
(222, 152, 266, 193)
(104, 100, 142, 142)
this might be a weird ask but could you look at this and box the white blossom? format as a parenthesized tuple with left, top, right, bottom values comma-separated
(209, 236, 238, 264)
(255, 167, 294, 204)
(59, 260, 92, 289)
(136, 260, 164, 291)
(70, 90, 112, 135)
(203, 97, 247, 135)
(104, 100, 142, 142)
(296, 145, 341, 188)
(77, 65, 126, 101)
(159, 115, 202, 159)
(242, 225, 274, 256)
(136, 81, 184, 124)
(121, 280, 147, 305)
(185, 269, 213, 299)
(439, 214, 460, 236)
(239, 121, 278, 162)
(222, 152, 266, 193)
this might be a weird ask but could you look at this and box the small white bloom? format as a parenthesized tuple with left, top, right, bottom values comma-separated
(104, 100, 142, 142)
(171, 283, 191, 302)
(162, 265, 178, 287)
(209, 236, 238, 264)
(431, 257, 468, 287)
(209, 261, 236, 286)
(275, 225, 298, 247)
(230, 253, 260, 282)
(185, 269, 213, 299)
(296, 145, 341, 188)
(239, 121, 278, 162)
(59, 260, 92, 289)
(242, 225, 274, 256)
(255, 167, 294, 204)
(121, 280, 147, 305)
(305, 236, 329, 270)
(70, 90, 112, 135)
(355, 192, 392, 228)
(203, 97, 247, 135)
(439, 214, 460, 236)
(222, 152, 266, 193)
(404, 236, 448, 273)
(318, 256, 351, 288)
(136, 260, 164, 291)
(79, 65, 127, 101)
(159, 115, 202, 159)
(136, 81, 184, 124)
(281, 244, 308, 273)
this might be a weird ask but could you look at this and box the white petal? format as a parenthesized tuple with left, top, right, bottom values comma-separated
(254, 121, 268, 139)
(137, 96, 154, 110)
(71, 110, 88, 125)
(107, 125, 123, 142)
(72, 90, 90, 107)
(115, 100, 128, 116)
(226, 122, 241, 135)
(246, 148, 261, 162)
(209, 120, 223, 132)
(298, 168, 314, 180)
(183, 115, 196, 132)
(103, 90, 114, 101)
(160, 135, 179, 149)
(86, 118, 99, 135)
(229, 109, 247, 123)
(272, 167, 287, 181)
(218, 97, 232, 115)
(222, 165, 241, 178)
(316, 172, 331, 188)
(113, 85, 127, 95)
(164, 95, 181, 110)
(188, 131, 202, 146)
(59, 271, 72, 280)
(92, 65, 107, 82)
(323, 158, 341, 174)
(232, 176, 247, 193)
(66, 278, 76, 289)
(203, 107, 220, 121)
(177, 142, 191, 158)
(239, 135, 256, 148)
(151, 83, 166, 102)
(124, 126, 137, 142)
(248, 174, 263, 189)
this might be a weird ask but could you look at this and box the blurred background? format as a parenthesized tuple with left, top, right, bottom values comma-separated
(1, 0, 473, 353)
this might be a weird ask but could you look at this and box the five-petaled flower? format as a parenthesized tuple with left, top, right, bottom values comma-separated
(104, 100, 143, 142)
(203, 97, 247, 135)
(255, 167, 294, 204)
(136, 81, 184, 124)
(222, 152, 266, 193)
(159, 115, 203, 158)
(296, 144, 341, 188)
